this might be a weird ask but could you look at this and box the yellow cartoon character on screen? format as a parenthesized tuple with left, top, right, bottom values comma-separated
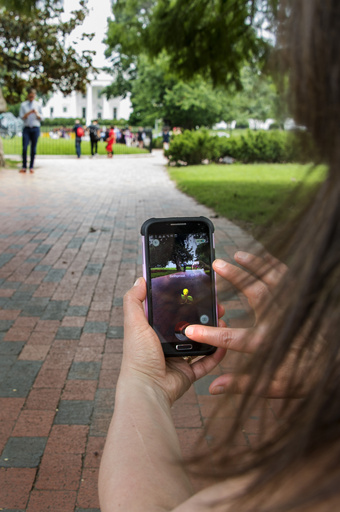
(180, 288, 193, 304)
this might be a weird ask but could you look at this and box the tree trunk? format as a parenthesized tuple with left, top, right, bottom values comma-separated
(0, 137, 5, 168)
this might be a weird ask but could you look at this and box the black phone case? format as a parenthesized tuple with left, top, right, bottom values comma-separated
(141, 216, 215, 236)
(141, 216, 217, 357)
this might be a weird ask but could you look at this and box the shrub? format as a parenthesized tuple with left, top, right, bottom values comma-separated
(165, 129, 311, 166)
(166, 129, 220, 166)
(42, 118, 129, 127)
(152, 136, 164, 149)
(42, 117, 83, 127)
(231, 130, 286, 163)
(269, 122, 282, 130)
(235, 121, 249, 129)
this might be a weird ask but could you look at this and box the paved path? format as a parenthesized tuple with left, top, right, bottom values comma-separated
(0, 152, 271, 511)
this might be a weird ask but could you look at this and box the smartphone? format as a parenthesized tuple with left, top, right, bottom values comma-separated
(141, 217, 217, 357)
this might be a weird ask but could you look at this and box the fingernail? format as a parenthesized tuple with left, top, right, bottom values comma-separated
(214, 259, 227, 269)
(134, 277, 142, 286)
(185, 326, 193, 336)
(235, 251, 249, 261)
(211, 386, 224, 395)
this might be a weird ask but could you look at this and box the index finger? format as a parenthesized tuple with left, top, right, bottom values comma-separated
(213, 259, 270, 311)
(234, 251, 287, 289)
(185, 324, 261, 354)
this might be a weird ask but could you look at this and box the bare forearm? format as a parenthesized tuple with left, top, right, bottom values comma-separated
(99, 374, 194, 512)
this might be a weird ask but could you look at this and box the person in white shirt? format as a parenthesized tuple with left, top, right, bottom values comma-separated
(19, 88, 43, 173)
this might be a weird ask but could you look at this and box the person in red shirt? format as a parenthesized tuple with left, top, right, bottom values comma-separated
(106, 126, 116, 158)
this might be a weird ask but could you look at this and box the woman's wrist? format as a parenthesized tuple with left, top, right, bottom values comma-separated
(116, 367, 173, 409)
(100, 366, 194, 512)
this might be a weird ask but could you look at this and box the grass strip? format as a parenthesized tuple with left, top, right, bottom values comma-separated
(169, 163, 325, 238)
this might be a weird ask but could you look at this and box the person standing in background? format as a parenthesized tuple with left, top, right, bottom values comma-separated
(114, 126, 121, 143)
(105, 125, 116, 158)
(162, 127, 170, 151)
(88, 119, 100, 157)
(19, 87, 43, 174)
(120, 128, 126, 145)
(73, 119, 84, 158)
(125, 126, 132, 146)
(137, 127, 144, 149)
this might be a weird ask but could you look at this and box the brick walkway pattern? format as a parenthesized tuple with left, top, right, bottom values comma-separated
(0, 152, 277, 511)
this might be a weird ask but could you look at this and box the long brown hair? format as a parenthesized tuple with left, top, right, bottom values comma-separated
(196, 1, 340, 509)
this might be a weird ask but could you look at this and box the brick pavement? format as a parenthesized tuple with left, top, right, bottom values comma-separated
(0, 152, 279, 510)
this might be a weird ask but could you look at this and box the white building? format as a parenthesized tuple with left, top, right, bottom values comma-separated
(42, 71, 132, 125)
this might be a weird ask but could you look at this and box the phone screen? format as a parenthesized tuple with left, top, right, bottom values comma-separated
(144, 219, 217, 354)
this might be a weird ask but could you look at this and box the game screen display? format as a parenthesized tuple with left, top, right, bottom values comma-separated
(147, 226, 216, 346)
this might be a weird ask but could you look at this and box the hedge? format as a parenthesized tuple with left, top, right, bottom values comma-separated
(165, 129, 311, 166)
(165, 129, 220, 165)
(41, 118, 129, 127)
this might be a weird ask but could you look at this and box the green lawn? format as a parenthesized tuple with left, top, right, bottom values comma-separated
(169, 163, 325, 237)
(2, 135, 148, 156)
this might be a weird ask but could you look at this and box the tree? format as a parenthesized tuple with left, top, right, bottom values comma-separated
(128, 55, 176, 126)
(128, 55, 226, 129)
(125, 53, 279, 129)
(144, 0, 269, 88)
(0, 0, 41, 12)
(170, 237, 194, 271)
(103, 0, 154, 99)
(221, 66, 278, 125)
(149, 236, 194, 272)
(103, 0, 282, 127)
(0, 0, 94, 167)
(105, 0, 278, 97)
(0, 0, 94, 103)
(163, 80, 227, 130)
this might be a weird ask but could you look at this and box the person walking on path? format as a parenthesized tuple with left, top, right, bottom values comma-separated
(162, 127, 170, 151)
(88, 119, 100, 157)
(105, 125, 116, 158)
(19, 87, 43, 173)
(137, 127, 144, 149)
(73, 119, 84, 158)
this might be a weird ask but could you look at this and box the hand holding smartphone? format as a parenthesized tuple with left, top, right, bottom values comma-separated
(141, 217, 217, 357)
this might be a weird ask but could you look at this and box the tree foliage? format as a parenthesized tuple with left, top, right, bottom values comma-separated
(163, 81, 226, 130)
(103, 0, 281, 126)
(145, 0, 264, 88)
(105, 0, 279, 97)
(222, 66, 279, 124)
(0, 0, 95, 103)
(149, 236, 194, 271)
(129, 55, 227, 129)
(128, 55, 278, 128)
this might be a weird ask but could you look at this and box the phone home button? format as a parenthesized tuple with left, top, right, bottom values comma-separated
(176, 344, 193, 351)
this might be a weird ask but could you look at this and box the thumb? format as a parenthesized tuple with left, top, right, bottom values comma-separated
(209, 374, 249, 395)
(123, 277, 148, 329)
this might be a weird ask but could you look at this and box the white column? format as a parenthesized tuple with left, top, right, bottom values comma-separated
(86, 84, 93, 126)
(102, 94, 110, 120)
(71, 91, 78, 119)
(101, 92, 106, 120)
